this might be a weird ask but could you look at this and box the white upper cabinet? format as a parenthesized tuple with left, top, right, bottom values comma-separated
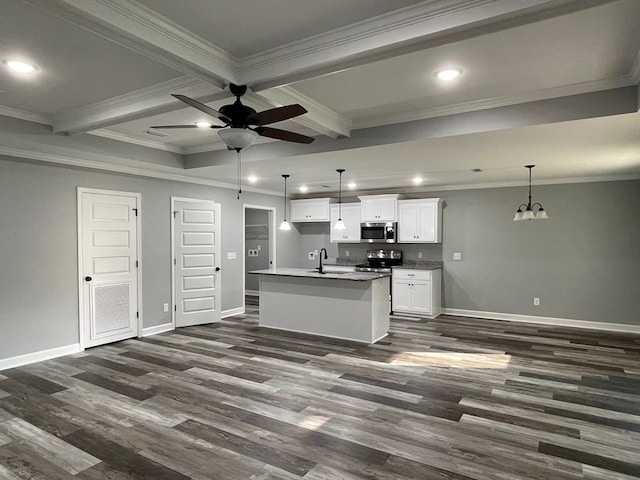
(330, 203, 361, 243)
(290, 198, 332, 222)
(398, 198, 442, 243)
(358, 194, 399, 222)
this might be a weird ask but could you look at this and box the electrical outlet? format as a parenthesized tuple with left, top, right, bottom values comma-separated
(453, 252, 462, 261)
(345, 250, 350, 257)
(533, 297, 540, 306)
(308, 252, 315, 260)
(418, 252, 423, 259)
(163, 303, 169, 312)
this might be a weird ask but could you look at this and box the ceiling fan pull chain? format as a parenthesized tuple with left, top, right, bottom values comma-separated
(237, 149, 242, 199)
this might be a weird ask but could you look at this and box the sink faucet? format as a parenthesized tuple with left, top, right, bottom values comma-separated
(318, 248, 328, 274)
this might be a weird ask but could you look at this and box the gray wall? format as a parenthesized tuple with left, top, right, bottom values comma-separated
(0, 156, 301, 360)
(294, 180, 640, 326)
(245, 208, 270, 291)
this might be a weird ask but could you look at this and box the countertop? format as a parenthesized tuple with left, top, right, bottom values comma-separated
(324, 260, 443, 271)
(249, 268, 391, 281)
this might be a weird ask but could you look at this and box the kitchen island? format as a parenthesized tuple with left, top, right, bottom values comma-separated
(250, 268, 391, 344)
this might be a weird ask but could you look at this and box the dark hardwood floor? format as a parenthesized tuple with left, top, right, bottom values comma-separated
(1, 296, 639, 479)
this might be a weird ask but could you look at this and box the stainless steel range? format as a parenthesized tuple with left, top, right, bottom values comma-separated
(355, 249, 402, 273)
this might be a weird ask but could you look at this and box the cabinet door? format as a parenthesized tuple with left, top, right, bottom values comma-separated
(411, 280, 432, 314)
(392, 279, 413, 312)
(398, 204, 418, 242)
(416, 203, 436, 242)
(360, 200, 380, 222)
(330, 204, 361, 242)
(377, 198, 397, 221)
(291, 200, 330, 222)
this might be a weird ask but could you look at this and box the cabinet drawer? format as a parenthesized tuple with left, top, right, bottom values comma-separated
(392, 269, 432, 281)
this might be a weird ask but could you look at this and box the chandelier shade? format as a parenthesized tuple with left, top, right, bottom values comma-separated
(513, 165, 549, 221)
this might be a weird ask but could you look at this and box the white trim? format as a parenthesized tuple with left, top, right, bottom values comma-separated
(245, 290, 260, 296)
(141, 323, 174, 337)
(441, 308, 640, 334)
(222, 307, 245, 318)
(243, 204, 277, 314)
(0, 105, 51, 125)
(88, 129, 185, 154)
(354, 76, 637, 129)
(77, 187, 143, 349)
(0, 344, 82, 371)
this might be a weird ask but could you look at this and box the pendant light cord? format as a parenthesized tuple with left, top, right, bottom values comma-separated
(236, 150, 242, 199)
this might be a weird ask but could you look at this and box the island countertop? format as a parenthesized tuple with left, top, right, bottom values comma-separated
(249, 268, 390, 281)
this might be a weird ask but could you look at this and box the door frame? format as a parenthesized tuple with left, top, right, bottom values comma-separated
(171, 196, 222, 329)
(77, 187, 143, 350)
(243, 204, 277, 304)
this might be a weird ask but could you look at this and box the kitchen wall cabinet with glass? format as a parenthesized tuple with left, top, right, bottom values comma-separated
(330, 203, 361, 243)
(398, 198, 442, 243)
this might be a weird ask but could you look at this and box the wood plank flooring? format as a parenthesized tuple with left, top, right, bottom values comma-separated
(1, 296, 639, 479)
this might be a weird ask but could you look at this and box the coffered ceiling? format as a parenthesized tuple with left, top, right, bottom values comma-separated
(1, 0, 639, 196)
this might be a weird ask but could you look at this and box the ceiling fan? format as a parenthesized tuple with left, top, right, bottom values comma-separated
(151, 83, 315, 147)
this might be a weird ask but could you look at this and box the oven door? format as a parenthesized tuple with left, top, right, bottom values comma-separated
(360, 223, 397, 243)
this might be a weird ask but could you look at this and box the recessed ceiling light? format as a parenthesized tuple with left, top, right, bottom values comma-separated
(3, 59, 37, 74)
(195, 121, 212, 128)
(412, 177, 423, 185)
(434, 67, 462, 81)
(247, 175, 258, 183)
(347, 182, 357, 189)
(299, 185, 308, 193)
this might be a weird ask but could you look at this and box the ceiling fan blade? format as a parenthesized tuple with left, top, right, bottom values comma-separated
(150, 124, 225, 129)
(247, 104, 307, 125)
(256, 126, 315, 144)
(172, 94, 231, 124)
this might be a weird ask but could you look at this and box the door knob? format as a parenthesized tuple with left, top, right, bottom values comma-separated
(85, 276, 92, 281)
(215, 267, 221, 272)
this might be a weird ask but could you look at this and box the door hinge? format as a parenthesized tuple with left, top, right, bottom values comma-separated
(173, 258, 176, 265)
(173, 210, 178, 218)
(133, 208, 138, 216)
(174, 305, 177, 312)
(136, 311, 139, 319)
(136, 260, 139, 268)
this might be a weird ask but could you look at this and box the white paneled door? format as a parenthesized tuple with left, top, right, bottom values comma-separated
(79, 189, 140, 348)
(173, 199, 221, 328)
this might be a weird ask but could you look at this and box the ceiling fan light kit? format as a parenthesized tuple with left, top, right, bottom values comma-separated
(217, 128, 258, 150)
(513, 165, 549, 221)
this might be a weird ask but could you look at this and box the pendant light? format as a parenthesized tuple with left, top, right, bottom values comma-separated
(513, 165, 549, 221)
(334, 169, 346, 230)
(279, 174, 291, 231)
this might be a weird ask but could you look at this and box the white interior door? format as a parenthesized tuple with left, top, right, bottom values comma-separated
(79, 189, 140, 348)
(173, 199, 221, 327)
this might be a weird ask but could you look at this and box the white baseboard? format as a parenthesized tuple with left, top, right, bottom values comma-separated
(141, 322, 174, 337)
(441, 308, 640, 334)
(222, 307, 245, 318)
(245, 290, 259, 296)
(0, 343, 82, 371)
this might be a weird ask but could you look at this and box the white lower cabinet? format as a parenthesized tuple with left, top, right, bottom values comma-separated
(392, 268, 441, 317)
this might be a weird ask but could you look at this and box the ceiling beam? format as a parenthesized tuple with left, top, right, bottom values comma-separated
(185, 86, 638, 168)
(51, 77, 224, 135)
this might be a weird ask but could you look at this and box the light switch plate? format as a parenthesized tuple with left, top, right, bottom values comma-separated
(227, 251, 237, 260)
(453, 252, 462, 261)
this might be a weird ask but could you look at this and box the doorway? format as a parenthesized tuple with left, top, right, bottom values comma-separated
(171, 197, 222, 328)
(243, 205, 276, 299)
(77, 187, 141, 349)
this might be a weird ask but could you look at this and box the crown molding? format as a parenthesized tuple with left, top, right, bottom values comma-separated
(52, 76, 221, 135)
(88, 129, 184, 154)
(0, 105, 51, 125)
(26, 0, 238, 87)
(0, 143, 280, 196)
(256, 86, 351, 138)
(353, 76, 637, 129)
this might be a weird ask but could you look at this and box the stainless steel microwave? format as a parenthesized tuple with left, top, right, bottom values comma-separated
(360, 222, 397, 243)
